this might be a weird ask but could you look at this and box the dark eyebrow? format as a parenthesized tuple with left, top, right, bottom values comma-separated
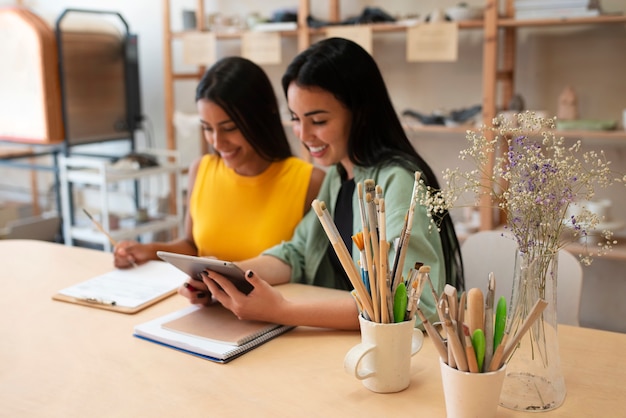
(303, 110, 330, 117)
(199, 118, 234, 126)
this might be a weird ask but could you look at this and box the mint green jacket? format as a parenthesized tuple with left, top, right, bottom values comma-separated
(263, 163, 445, 324)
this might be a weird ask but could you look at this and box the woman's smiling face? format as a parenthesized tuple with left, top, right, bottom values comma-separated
(197, 98, 269, 176)
(287, 83, 353, 177)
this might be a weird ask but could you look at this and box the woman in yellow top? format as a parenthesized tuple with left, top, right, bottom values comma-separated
(113, 57, 324, 267)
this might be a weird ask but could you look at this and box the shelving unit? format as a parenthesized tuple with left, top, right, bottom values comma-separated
(479, 0, 626, 229)
(162, 0, 626, 234)
(1, 7, 144, 238)
(59, 149, 184, 252)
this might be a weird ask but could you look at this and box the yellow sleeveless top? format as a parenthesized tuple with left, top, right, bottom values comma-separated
(189, 154, 313, 261)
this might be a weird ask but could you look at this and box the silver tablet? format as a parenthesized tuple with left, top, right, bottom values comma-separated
(157, 251, 253, 295)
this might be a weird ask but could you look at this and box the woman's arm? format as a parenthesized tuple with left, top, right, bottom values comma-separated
(203, 268, 360, 330)
(178, 253, 361, 330)
(113, 158, 201, 268)
(237, 254, 292, 285)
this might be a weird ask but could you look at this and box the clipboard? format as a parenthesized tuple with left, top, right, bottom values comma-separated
(52, 260, 189, 314)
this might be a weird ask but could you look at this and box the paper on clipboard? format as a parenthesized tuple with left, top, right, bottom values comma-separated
(54, 261, 188, 313)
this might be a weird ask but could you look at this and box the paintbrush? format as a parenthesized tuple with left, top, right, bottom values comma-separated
(312, 200, 375, 320)
(390, 171, 421, 292)
(351, 232, 370, 293)
(377, 198, 390, 323)
(357, 182, 379, 322)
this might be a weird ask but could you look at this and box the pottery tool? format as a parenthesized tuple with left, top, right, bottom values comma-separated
(493, 296, 507, 351)
(421, 265, 443, 322)
(416, 306, 448, 364)
(471, 328, 486, 372)
(457, 290, 467, 338)
(444, 284, 461, 346)
(467, 287, 484, 336)
(464, 325, 479, 373)
(444, 284, 458, 323)
(488, 332, 509, 372)
(440, 297, 457, 369)
(488, 297, 511, 371)
(444, 303, 468, 372)
(484, 273, 496, 373)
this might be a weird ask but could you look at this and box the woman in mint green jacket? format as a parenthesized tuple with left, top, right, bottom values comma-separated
(180, 38, 463, 330)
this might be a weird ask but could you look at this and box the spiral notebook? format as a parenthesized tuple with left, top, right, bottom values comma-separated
(133, 304, 294, 363)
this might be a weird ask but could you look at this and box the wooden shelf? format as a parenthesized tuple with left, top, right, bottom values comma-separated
(401, 124, 475, 135)
(163, 0, 626, 234)
(498, 14, 626, 27)
(169, 29, 299, 39)
(169, 19, 486, 42)
(557, 130, 626, 141)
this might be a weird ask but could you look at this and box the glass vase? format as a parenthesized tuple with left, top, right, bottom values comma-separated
(499, 249, 566, 412)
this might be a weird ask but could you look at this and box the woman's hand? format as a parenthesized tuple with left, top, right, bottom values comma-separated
(201, 269, 286, 323)
(113, 241, 153, 268)
(178, 278, 213, 305)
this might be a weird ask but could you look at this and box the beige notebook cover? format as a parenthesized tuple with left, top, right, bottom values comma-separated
(162, 304, 281, 346)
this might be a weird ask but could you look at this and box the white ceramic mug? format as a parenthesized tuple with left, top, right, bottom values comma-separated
(439, 357, 506, 418)
(344, 315, 424, 393)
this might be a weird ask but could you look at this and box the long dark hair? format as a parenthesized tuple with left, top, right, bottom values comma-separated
(196, 56, 292, 161)
(282, 38, 464, 290)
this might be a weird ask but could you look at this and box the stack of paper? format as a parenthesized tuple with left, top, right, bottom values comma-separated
(514, 0, 601, 19)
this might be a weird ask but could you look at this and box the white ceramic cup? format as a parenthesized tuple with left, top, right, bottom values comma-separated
(439, 357, 506, 418)
(344, 315, 424, 393)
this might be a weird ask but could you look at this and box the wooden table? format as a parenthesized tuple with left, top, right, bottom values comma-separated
(1, 240, 625, 417)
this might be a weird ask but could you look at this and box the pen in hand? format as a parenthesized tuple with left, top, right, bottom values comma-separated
(83, 208, 118, 247)
(83, 208, 139, 268)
